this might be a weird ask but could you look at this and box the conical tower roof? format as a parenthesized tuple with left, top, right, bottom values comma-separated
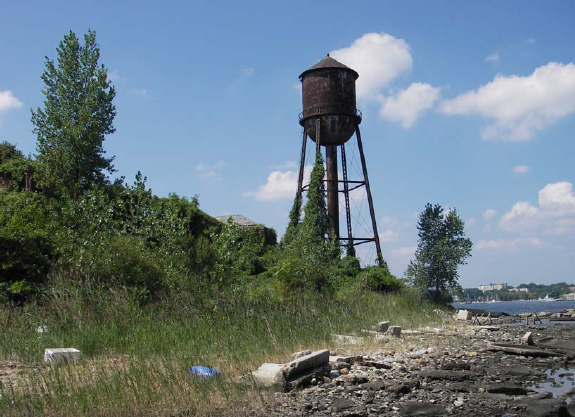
(299, 55, 359, 80)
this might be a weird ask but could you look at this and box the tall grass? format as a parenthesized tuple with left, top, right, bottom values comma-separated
(0, 279, 442, 417)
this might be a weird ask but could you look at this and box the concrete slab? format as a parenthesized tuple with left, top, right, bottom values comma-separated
(44, 348, 81, 364)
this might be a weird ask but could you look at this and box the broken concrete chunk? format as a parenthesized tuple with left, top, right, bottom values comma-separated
(388, 326, 402, 338)
(282, 349, 330, 380)
(378, 321, 390, 333)
(523, 331, 534, 346)
(291, 349, 312, 360)
(457, 309, 472, 321)
(43, 348, 81, 364)
(251, 363, 284, 387)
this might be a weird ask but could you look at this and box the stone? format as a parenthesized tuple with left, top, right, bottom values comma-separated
(420, 369, 472, 381)
(43, 348, 81, 364)
(486, 384, 529, 395)
(251, 363, 284, 387)
(332, 334, 364, 345)
(35, 325, 48, 333)
(523, 331, 534, 346)
(378, 321, 390, 333)
(457, 309, 472, 321)
(398, 401, 446, 416)
(388, 326, 402, 338)
(487, 343, 559, 357)
(281, 349, 330, 380)
(331, 398, 357, 412)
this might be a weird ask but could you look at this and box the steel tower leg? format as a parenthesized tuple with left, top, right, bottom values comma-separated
(326, 145, 339, 239)
(355, 127, 384, 266)
(296, 128, 307, 203)
(340, 143, 354, 256)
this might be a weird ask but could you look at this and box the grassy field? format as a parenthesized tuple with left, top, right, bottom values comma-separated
(0, 285, 443, 417)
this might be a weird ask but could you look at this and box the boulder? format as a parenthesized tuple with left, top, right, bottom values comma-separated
(523, 331, 534, 346)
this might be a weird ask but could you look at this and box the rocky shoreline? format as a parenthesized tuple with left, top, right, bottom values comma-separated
(258, 311, 575, 416)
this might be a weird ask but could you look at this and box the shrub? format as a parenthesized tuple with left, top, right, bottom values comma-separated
(355, 266, 404, 293)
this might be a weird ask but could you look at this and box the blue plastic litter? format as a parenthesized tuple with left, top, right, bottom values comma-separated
(188, 366, 220, 378)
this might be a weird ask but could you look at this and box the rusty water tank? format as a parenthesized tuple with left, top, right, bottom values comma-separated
(299, 55, 361, 146)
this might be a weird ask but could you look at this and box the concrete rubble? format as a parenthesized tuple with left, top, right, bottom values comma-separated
(43, 348, 81, 364)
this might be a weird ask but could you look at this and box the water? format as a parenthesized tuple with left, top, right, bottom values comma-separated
(531, 368, 575, 398)
(453, 300, 575, 315)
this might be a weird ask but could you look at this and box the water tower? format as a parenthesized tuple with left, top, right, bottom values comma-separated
(295, 55, 383, 264)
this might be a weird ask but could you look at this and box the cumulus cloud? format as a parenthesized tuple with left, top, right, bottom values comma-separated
(485, 53, 500, 63)
(476, 237, 547, 251)
(482, 209, 498, 222)
(513, 165, 530, 174)
(440, 62, 575, 141)
(388, 246, 416, 259)
(242, 68, 255, 76)
(380, 230, 399, 243)
(330, 33, 412, 101)
(380, 83, 440, 128)
(195, 161, 227, 180)
(0, 91, 22, 113)
(244, 166, 311, 202)
(500, 182, 575, 234)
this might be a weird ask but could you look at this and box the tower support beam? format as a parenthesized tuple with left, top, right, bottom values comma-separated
(325, 144, 339, 239)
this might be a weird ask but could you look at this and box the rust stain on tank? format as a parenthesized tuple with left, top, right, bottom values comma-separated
(299, 56, 361, 146)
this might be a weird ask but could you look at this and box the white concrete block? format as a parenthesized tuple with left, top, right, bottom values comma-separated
(457, 309, 472, 321)
(251, 363, 284, 387)
(44, 348, 81, 364)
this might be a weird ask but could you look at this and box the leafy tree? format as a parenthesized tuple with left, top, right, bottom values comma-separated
(406, 204, 472, 303)
(31, 29, 116, 196)
(0, 141, 34, 191)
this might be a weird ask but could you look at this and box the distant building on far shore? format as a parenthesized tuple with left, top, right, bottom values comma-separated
(478, 283, 508, 292)
(509, 287, 529, 293)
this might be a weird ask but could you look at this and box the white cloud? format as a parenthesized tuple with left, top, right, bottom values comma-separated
(476, 237, 547, 251)
(482, 209, 498, 222)
(512, 165, 530, 174)
(0, 91, 22, 113)
(440, 62, 575, 141)
(330, 33, 412, 101)
(380, 230, 399, 242)
(500, 182, 575, 234)
(485, 53, 500, 63)
(242, 68, 255, 76)
(380, 83, 440, 128)
(131, 88, 148, 96)
(195, 161, 227, 180)
(539, 181, 575, 216)
(388, 246, 416, 259)
(466, 217, 477, 228)
(244, 166, 312, 202)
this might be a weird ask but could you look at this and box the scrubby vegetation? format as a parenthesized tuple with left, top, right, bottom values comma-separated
(0, 29, 443, 417)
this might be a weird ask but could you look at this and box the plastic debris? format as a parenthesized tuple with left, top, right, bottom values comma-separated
(188, 366, 220, 378)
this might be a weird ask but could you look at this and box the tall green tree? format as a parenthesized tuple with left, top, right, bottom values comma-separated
(406, 204, 472, 303)
(31, 29, 116, 196)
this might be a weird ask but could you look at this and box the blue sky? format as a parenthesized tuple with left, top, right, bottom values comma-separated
(1, 0, 574, 287)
